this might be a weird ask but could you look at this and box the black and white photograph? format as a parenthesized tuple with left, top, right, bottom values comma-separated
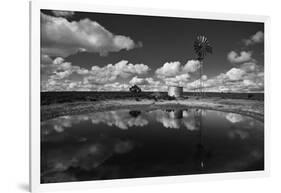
(40, 9, 264, 184)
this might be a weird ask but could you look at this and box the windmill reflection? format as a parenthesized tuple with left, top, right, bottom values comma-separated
(166, 109, 183, 119)
(194, 108, 211, 170)
(163, 108, 210, 170)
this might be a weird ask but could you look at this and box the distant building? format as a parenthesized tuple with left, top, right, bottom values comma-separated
(168, 86, 183, 98)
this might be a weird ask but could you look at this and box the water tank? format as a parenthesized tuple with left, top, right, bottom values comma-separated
(168, 86, 183, 98)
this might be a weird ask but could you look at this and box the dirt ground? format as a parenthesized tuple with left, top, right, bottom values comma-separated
(41, 97, 264, 122)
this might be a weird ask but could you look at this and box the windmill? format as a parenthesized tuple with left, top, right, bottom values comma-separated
(193, 35, 212, 97)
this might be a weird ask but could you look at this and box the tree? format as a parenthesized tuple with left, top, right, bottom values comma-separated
(129, 85, 142, 94)
(129, 85, 142, 101)
(193, 35, 213, 97)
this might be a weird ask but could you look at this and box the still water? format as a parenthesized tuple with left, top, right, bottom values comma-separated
(41, 108, 264, 183)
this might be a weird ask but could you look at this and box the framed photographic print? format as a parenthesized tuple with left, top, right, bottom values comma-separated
(30, 0, 270, 192)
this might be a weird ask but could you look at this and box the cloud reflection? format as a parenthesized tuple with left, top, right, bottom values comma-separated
(41, 108, 264, 183)
(224, 112, 262, 140)
(90, 110, 148, 129)
(225, 113, 244, 123)
(42, 109, 202, 134)
(149, 109, 200, 131)
(41, 109, 262, 139)
(41, 110, 149, 135)
(41, 137, 135, 183)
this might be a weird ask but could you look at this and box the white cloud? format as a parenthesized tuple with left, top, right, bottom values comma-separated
(41, 13, 141, 57)
(51, 10, 75, 18)
(240, 62, 259, 73)
(155, 61, 181, 77)
(101, 82, 130, 91)
(155, 60, 200, 80)
(52, 57, 65, 65)
(41, 52, 263, 92)
(128, 76, 164, 91)
(244, 31, 264, 46)
(41, 54, 53, 64)
(227, 51, 253, 63)
(243, 79, 256, 86)
(185, 60, 264, 92)
(182, 60, 201, 73)
(85, 60, 150, 84)
(129, 76, 146, 85)
(41, 57, 150, 91)
(76, 68, 89, 75)
(154, 60, 201, 87)
(226, 68, 246, 81)
(141, 78, 164, 91)
(163, 74, 190, 86)
(41, 57, 74, 80)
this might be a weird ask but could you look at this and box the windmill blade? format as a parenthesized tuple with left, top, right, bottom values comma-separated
(193, 35, 213, 59)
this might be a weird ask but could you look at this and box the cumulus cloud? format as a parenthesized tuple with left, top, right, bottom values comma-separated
(226, 68, 246, 81)
(41, 13, 142, 57)
(155, 60, 201, 86)
(244, 31, 264, 46)
(129, 76, 155, 85)
(128, 76, 164, 91)
(210, 31, 264, 92)
(41, 56, 74, 80)
(163, 74, 190, 86)
(240, 62, 259, 73)
(41, 54, 53, 64)
(41, 56, 150, 91)
(51, 10, 75, 18)
(182, 60, 202, 73)
(101, 82, 130, 91)
(155, 61, 181, 77)
(227, 51, 253, 64)
(185, 60, 264, 93)
(155, 60, 200, 78)
(84, 60, 150, 85)
(129, 76, 145, 85)
(41, 54, 263, 92)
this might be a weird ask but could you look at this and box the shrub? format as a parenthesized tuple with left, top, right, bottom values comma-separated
(129, 85, 141, 94)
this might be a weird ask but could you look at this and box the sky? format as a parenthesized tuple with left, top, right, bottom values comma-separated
(41, 9, 264, 92)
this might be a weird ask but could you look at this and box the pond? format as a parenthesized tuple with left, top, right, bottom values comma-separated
(41, 108, 264, 183)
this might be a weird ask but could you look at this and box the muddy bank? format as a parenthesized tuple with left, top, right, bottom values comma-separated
(41, 97, 264, 122)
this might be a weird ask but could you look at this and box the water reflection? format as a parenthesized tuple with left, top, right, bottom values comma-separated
(129, 110, 141, 118)
(225, 113, 244, 123)
(41, 108, 264, 183)
(41, 137, 135, 183)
